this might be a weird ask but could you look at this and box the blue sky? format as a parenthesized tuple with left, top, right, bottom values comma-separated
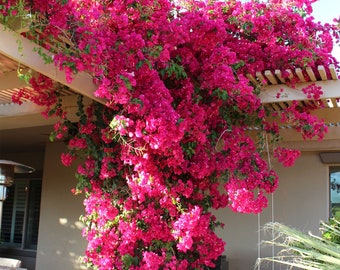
(312, 0, 340, 62)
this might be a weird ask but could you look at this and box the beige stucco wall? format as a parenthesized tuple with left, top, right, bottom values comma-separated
(1, 152, 45, 172)
(213, 151, 329, 270)
(35, 142, 87, 270)
(32, 144, 330, 270)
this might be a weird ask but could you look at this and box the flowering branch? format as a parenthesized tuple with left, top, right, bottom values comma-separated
(4, 0, 339, 268)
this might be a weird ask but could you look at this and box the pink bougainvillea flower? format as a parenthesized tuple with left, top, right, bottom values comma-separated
(6, 0, 338, 268)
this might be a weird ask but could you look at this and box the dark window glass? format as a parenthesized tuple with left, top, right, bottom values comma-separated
(330, 167, 340, 218)
(1, 178, 41, 250)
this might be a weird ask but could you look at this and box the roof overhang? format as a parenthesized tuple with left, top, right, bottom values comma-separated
(1, 21, 340, 150)
(0, 95, 94, 130)
(0, 23, 105, 130)
(0, 23, 104, 104)
(258, 65, 340, 104)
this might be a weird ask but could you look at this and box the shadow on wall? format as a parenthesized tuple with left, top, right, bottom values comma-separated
(58, 217, 87, 270)
(36, 141, 88, 270)
(37, 217, 87, 270)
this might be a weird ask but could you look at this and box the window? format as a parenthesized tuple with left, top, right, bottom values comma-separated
(1, 178, 42, 250)
(330, 166, 340, 218)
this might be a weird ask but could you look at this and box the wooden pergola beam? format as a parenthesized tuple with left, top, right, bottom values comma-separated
(0, 69, 31, 90)
(261, 107, 340, 125)
(0, 95, 94, 130)
(259, 79, 340, 103)
(0, 23, 105, 105)
(279, 137, 340, 152)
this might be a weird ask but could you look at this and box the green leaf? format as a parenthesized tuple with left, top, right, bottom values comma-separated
(120, 75, 133, 91)
(303, 124, 312, 131)
(33, 47, 54, 64)
(84, 44, 91, 54)
(131, 98, 143, 108)
(212, 88, 229, 101)
(162, 60, 187, 80)
(49, 132, 56, 142)
(109, 118, 119, 129)
(122, 254, 139, 270)
(136, 60, 144, 70)
(231, 60, 245, 70)
(136, 219, 148, 231)
(176, 118, 184, 125)
(17, 68, 32, 84)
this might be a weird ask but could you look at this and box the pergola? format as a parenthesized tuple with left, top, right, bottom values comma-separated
(0, 22, 340, 151)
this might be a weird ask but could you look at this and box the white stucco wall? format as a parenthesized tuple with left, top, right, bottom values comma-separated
(35, 142, 87, 270)
(213, 151, 329, 270)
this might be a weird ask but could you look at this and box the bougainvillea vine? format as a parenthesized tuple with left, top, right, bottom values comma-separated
(3, 0, 340, 268)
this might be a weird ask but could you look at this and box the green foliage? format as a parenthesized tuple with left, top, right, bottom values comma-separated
(122, 254, 139, 270)
(0, 0, 31, 28)
(33, 47, 54, 64)
(212, 88, 229, 101)
(160, 60, 187, 80)
(17, 67, 32, 84)
(130, 98, 144, 108)
(257, 220, 340, 269)
(231, 60, 245, 71)
(181, 141, 197, 159)
(136, 59, 152, 70)
(176, 118, 184, 125)
(120, 75, 133, 91)
(322, 218, 340, 245)
(136, 218, 149, 231)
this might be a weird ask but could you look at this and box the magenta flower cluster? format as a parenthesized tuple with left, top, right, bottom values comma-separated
(6, 0, 339, 268)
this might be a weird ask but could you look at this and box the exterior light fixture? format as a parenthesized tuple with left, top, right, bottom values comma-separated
(0, 160, 35, 201)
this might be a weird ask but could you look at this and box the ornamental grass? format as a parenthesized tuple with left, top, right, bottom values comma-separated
(257, 219, 340, 269)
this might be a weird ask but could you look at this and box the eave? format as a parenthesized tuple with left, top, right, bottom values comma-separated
(0, 23, 104, 105)
(256, 64, 340, 150)
(258, 65, 340, 104)
(1, 20, 340, 150)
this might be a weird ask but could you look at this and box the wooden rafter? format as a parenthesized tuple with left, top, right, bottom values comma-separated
(259, 65, 340, 104)
(1, 22, 340, 143)
(260, 79, 340, 103)
(0, 23, 105, 105)
(0, 95, 93, 130)
(0, 69, 31, 90)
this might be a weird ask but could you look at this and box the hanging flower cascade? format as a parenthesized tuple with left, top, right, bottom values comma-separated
(3, 0, 339, 268)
